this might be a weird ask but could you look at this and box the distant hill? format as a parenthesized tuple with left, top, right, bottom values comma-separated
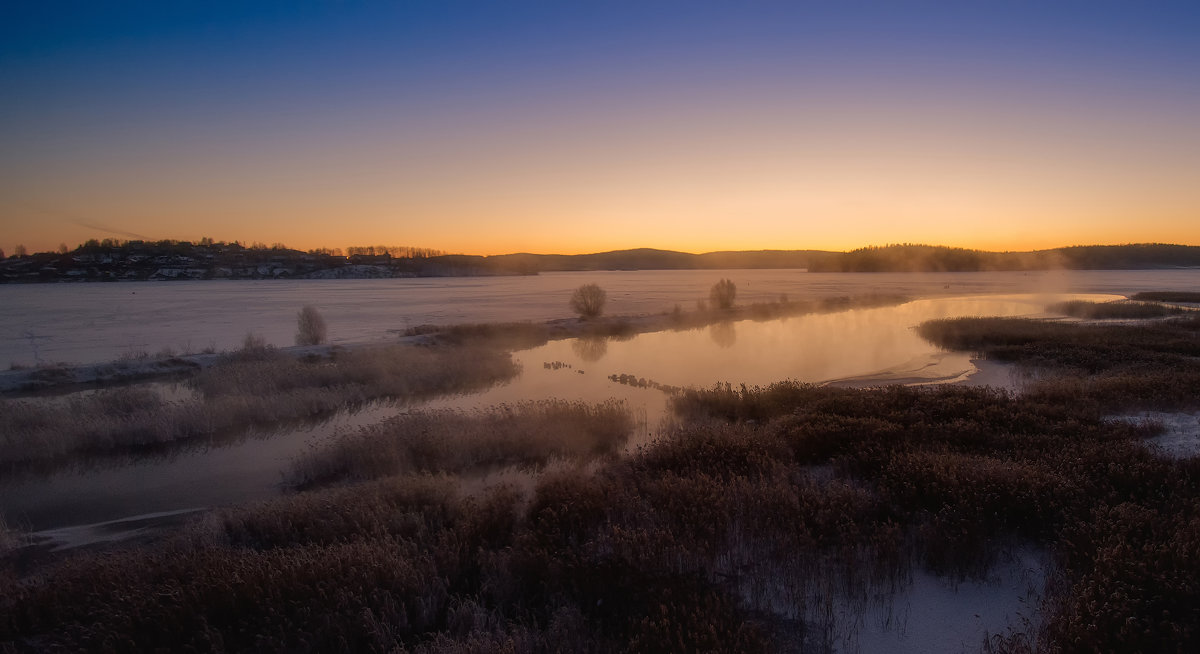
(807, 243, 1200, 273)
(2, 240, 1197, 283)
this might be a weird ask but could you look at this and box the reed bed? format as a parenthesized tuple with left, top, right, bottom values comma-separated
(1130, 291, 1200, 303)
(672, 381, 1200, 648)
(5, 378, 1199, 650)
(289, 400, 636, 488)
(0, 344, 517, 468)
(918, 313, 1200, 411)
(1046, 299, 1187, 319)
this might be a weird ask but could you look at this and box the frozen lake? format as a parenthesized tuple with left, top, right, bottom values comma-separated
(3, 268, 1199, 366)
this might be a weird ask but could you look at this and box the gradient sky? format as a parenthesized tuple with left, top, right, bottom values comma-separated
(3, 1, 1199, 255)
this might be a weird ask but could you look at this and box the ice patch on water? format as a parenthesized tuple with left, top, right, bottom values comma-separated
(31, 507, 207, 550)
(1120, 411, 1200, 459)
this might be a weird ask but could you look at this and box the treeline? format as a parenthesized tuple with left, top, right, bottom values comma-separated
(344, 245, 446, 258)
(487, 248, 828, 273)
(0, 239, 498, 283)
(808, 243, 1200, 273)
(4, 240, 1199, 282)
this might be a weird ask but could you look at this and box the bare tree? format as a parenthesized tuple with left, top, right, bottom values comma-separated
(710, 278, 737, 310)
(14, 244, 27, 257)
(570, 283, 607, 319)
(296, 305, 328, 346)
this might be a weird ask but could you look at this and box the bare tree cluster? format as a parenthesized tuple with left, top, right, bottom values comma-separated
(570, 283, 607, 319)
(296, 305, 328, 346)
(710, 278, 737, 310)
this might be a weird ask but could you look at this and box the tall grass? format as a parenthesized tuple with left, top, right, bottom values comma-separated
(0, 516, 26, 558)
(0, 344, 518, 468)
(289, 400, 635, 488)
(6, 375, 1200, 650)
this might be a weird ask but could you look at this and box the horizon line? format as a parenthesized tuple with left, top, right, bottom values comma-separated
(9, 239, 1200, 259)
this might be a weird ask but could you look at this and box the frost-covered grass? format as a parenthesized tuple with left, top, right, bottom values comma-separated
(0, 344, 517, 467)
(10, 378, 1200, 651)
(918, 312, 1200, 411)
(289, 400, 636, 488)
(6, 371, 1200, 650)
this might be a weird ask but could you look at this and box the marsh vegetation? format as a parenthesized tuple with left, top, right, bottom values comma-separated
(1045, 299, 1188, 320)
(8, 372, 1198, 651)
(1130, 291, 1200, 303)
(919, 311, 1200, 411)
(290, 400, 635, 488)
(0, 343, 517, 469)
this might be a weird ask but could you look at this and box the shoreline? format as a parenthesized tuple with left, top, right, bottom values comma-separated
(0, 294, 910, 396)
(6, 289, 1186, 397)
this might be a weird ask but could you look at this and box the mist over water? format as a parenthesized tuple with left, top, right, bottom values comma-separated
(2, 269, 1199, 366)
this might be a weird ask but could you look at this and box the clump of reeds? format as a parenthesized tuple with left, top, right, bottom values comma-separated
(1047, 299, 1186, 320)
(608, 372, 682, 394)
(1130, 291, 1200, 303)
(404, 321, 551, 350)
(289, 400, 635, 488)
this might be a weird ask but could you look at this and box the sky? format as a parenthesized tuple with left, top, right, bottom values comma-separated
(2, 1, 1199, 256)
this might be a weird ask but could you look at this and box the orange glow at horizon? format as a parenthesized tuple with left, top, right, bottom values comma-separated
(3, 71, 1199, 257)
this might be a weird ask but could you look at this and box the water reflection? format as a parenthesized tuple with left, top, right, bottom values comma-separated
(709, 321, 737, 348)
(571, 336, 608, 362)
(435, 293, 1123, 423)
